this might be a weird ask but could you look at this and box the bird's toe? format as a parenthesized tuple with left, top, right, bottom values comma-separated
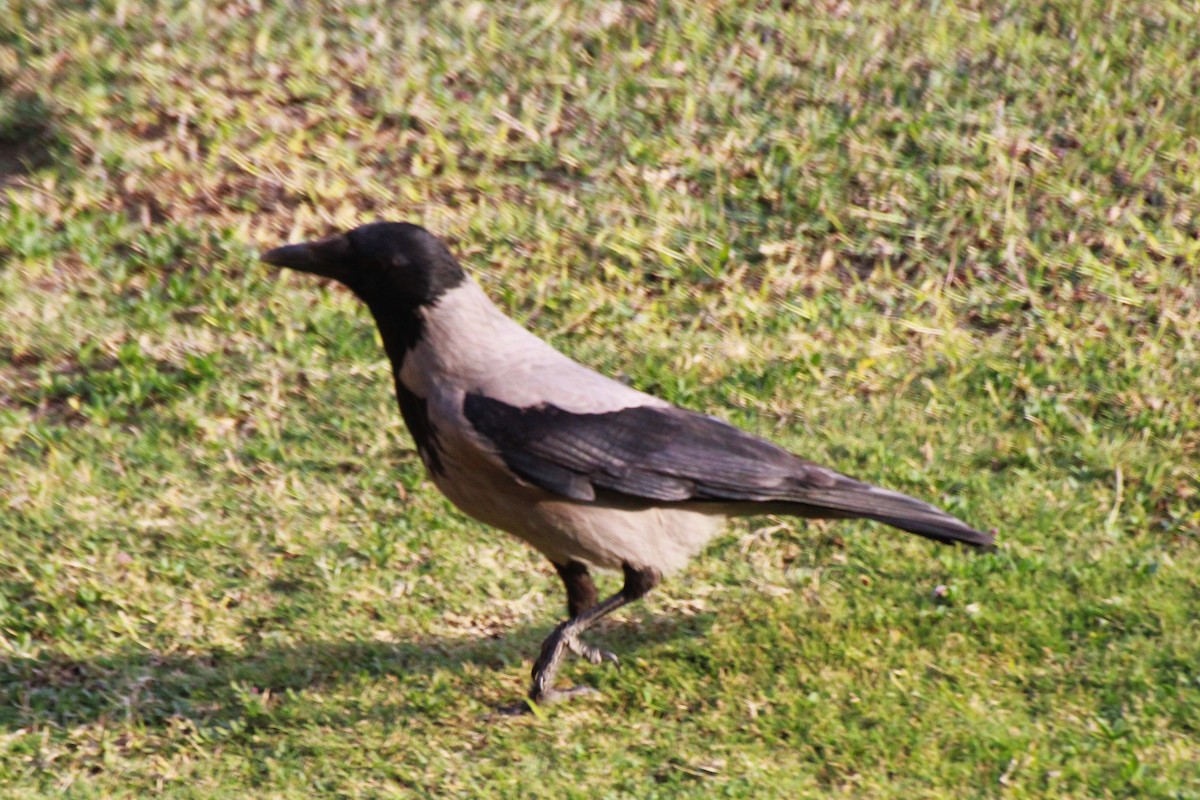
(566, 635, 619, 667)
(531, 685, 601, 706)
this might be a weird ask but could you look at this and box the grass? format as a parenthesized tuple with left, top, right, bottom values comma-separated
(1, 0, 1198, 796)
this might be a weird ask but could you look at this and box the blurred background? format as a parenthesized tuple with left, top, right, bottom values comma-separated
(1, 1, 1197, 796)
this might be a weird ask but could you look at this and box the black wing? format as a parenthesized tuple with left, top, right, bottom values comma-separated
(462, 393, 993, 548)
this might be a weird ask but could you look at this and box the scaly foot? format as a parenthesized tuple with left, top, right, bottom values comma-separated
(529, 620, 620, 704)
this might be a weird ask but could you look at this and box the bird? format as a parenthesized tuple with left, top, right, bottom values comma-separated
(261, 221, 994, 706)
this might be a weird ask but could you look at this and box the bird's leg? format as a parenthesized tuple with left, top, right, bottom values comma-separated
(552, 559, 612, 665)
(553, 560, 598, 618)
(529, 563, 660, 705)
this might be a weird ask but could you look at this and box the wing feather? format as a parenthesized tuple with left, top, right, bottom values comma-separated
(461, 393, 993, 548)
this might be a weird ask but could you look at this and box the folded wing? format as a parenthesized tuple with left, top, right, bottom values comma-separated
(462, 394, 993, 548)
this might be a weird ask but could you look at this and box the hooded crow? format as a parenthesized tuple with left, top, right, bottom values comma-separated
(262, 221, 993, 705)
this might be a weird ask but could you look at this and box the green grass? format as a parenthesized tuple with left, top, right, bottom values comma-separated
(1, 1, 1198, 796)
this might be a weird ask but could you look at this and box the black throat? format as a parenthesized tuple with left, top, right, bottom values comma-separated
(360, 300, 445, 476)
(364, 299, 426, 366)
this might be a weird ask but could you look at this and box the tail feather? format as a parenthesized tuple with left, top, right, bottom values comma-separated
(786, 479, 994, 549)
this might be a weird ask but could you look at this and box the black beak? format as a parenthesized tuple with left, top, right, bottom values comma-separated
(260, 233, 352, 281)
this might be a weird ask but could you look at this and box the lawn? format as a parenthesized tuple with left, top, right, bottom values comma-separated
(1, 1, 1198, 797)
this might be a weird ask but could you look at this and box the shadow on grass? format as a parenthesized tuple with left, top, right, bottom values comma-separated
(0, 615, 714, 731)
(0, 91, 66, 191)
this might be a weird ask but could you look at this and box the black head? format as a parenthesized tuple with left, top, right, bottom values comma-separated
(261, 222, 465, 308)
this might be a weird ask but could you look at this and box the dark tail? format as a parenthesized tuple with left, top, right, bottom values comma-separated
(784, 478, 994, 549)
